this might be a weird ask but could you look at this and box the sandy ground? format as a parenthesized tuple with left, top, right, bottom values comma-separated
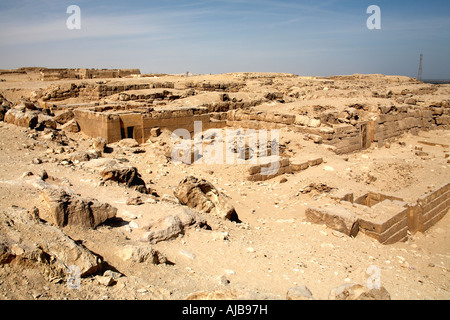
(0, 72, 449, 300)
(0, 122, 449, 300)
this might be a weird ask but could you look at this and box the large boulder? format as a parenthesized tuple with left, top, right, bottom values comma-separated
(100, 165, 149, 194)
(36, 114, 57, 130)
(0, 95, 11, 121)
(91, 137, 107, 153)
(0, 206, 102, 277)
(286, 285, 314, 300)
(4, 109, 39, 128)
(115, 245, 167, 264)
(143, 215, 184, 244)
(39, 184, 117, 229)
(174, 176, 239, 221)
(71, 150, 102, 162)
(118, 138, 139, 148)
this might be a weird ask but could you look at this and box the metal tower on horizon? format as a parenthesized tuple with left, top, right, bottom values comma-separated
(417, 53, 423, 81)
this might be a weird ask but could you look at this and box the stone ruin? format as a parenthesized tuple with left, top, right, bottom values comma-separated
(39, 68, 141, 81)
(307, 183, 450, 244)
(1, 72, 449, 248)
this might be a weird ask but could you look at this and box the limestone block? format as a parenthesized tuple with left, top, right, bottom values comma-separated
(305, 206, 359, 237)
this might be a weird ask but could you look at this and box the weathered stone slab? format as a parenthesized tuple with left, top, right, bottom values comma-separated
(0, 206, 102, 277)
(305, 205, 359, 237)
(39, 184, 117, 229)
(174, 176, 239, 221)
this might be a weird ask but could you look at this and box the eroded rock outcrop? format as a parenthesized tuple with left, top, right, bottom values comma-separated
(39, 184, 117, 229)
(328, 283, 391, 300)
(174, 176, 239, 221)
(100, 165, 150, 194)
(0, 206, 103, 277)
(142, 207, 208, 244)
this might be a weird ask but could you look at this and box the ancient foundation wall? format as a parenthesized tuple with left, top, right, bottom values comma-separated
(413, 182, 450, 233)
(307, 183, 450, 244)
(246, 157, 323, 182)
(75, 107, 227, 144)
(74, 101, 449, 154)
(227, 109, 296, 130)
(185, 81, 245, 92)
(78, 83, 176, 100)
(73, 109, 117, 143)
(143, 108, 227, 141)
(43, 82, 175, 102)
(358, 201, 410, 245)
(226, 106, 450, 155)
(247, 157, 291, 181)
(39, 68, 140, 81)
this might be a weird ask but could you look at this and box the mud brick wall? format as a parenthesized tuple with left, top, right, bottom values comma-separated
(117, 69, 141, 77)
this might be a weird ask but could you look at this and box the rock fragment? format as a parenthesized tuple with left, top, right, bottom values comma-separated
(174, 176, 239, 221)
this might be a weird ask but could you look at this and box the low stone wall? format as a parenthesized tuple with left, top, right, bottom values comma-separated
(39, 68, 140, 81)
(246, 156, 323, 181)
(247, 157, 291, 181)
(42, 82, 175, 102)
(74, 100, 449, 153)
(358, 200, 409, 245)
(75, 106, 227, 144)
(414, 182, 450, 233)
(227, 109, 296, 130)
(143, 107, 226, 138)
(79, 82, 174, 100)
(305, 183, 450, 244)
(185, 81, 245, 92)
(227, 104, 449, 155)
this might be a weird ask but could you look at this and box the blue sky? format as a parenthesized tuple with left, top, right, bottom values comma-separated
(0, 0, 449, 78)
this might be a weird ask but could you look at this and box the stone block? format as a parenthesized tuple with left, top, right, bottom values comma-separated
(308, 157, 323, 166)
(305, 206, 359, 237)
(290, 161, 309, 172)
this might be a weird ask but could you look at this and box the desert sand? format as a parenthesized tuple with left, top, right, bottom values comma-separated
(0, 69, 449, 300)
